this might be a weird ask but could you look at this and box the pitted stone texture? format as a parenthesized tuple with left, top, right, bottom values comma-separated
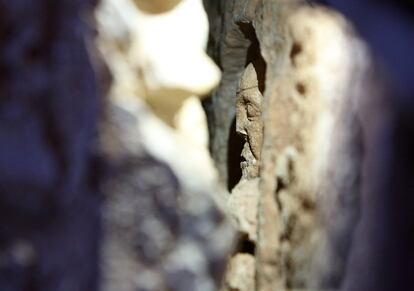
(221, 253, 256, 291)
(205, 1, 370, 291)
(228, 179, 260, 243)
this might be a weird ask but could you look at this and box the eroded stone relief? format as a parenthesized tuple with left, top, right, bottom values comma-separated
(236, 63, 264, 180)
(205, 1, 370, 291)
(222, 39, 265, 291)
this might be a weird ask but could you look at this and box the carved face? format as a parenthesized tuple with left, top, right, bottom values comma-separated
(236, 64, 263, 179)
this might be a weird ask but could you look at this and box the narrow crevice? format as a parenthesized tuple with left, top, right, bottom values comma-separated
(237, 21, 266, 94)
(227, 117, 244, 191)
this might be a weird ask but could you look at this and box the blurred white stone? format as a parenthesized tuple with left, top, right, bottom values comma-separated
(96, 0, 221, 125)
(130, 0, 220, 97)
(174, 96, 209, 149)
(96, 0, 224, 196)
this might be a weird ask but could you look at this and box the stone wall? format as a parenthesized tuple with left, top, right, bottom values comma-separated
(204, 1, 372, 290)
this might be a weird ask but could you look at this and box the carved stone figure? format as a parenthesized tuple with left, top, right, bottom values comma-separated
(236, 63, 264, 180)
(222, 63, 264, 291)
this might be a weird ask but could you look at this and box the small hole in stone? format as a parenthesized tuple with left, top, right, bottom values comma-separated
(296, 82, 307, 96)
(235, 234, 256, 255)
(301, 197, 315, 211)
(290, 42, 302, 62)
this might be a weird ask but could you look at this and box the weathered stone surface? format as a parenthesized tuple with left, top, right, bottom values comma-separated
(228, 178, 260, 243)
(261, 6, 368, 289)
(318, 2, 414, 291)
(203, 0, 261, 186)
(236, 63, 264, 181)
(221, 253, 255, 291)
(269, 6, 369, 289)
(205, 1, 371, 290)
